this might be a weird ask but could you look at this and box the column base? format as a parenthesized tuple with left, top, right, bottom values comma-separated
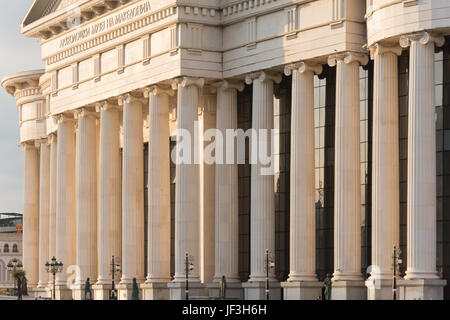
(206, 282, 243, 300)
(116, 282, 143, 300)
(397, 279, 447, 300)
(242, 281, 281, 300)
(141, 282, 170, 300)
(92, 283, 114, 300)
(54, 285, 73, 300)
(331, 280, 367, 300)
(167, 282, 208, 300)
(365, 278, 396, 300)
(281, 281, 323, 300)
(32, 286, 49, 299)
(72, 284, 93, 300)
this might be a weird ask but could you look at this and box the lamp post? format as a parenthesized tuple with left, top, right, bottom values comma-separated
(185, 253, 194, 300)
(7, 258, 23, 298)
(110, 255, 121, 300)
(45, 256, 63, 300)
(392, 245, 402, 300)
(264, 249, 275, 301)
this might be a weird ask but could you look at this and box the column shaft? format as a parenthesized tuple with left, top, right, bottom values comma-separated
(22, 143, 40, 287)
(214, 83, 241, 282)
(55, 116, 76, 286)
(38, 141, 50, 288)
(121, 95, 145, 284)
(97, 103, 122, 284)
(75, 109, 98, 284)
(371, 46, 401, 279)
(147, 88, 171, 282)
(288, 64, 320, 281)
(247, 72, 279, 282)
(173, 78, 203, 282)
(404, 36, 440, 279)
(331, 54, 365, 281)
(48, 134, 57, 286)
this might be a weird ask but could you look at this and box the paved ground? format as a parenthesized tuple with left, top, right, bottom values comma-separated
(0, 295, 44, 300)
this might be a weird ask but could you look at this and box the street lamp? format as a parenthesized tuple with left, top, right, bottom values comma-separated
(392, 245, 402, 300)
(45, 256, 63, 300)
(185, 253, 194, 300)
(110, 255, 121, 300)
(7, 258, 23, 297)
(264, 249, 275, 301)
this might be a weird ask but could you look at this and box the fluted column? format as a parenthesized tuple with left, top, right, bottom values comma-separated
(213, 81, 244, 283)
(366, 43, 402, 299)
(55, 114, 76, 297)
(172, 77, 204, 283)
(95, 102, 122, 287)
(37, 139, 50, 289)
(245, 71, 281, 283)
(199, 87, 217, 284)
(328, 52, 368, 299)
(399, 32, 445, 281)
(285, 62, 322, 282)
(48, 133, 57, 288)
(119, 94, 145, 293)
(22, 142, 40, 288)
(74, 108, 98, 295)
(144, 86, 173, 283)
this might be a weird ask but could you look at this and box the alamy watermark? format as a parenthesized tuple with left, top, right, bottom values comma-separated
(171, 121, 278, 176)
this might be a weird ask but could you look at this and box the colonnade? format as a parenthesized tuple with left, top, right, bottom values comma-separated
(21, 31, 445, 300)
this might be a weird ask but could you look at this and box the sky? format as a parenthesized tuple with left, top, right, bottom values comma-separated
(0, 1, 43, 213)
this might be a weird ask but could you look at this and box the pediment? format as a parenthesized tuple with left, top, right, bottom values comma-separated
(22, 0, 84, 27)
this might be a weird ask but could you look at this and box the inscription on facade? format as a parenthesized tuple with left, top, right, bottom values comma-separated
(59, 1, 152, 49)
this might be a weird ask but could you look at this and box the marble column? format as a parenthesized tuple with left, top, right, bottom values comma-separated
(365, 43, 402, 300)
(93, 101, 122, 300)
(207, 80, 244, 300)
(141, 86, 173, 300)
(199, 87, 216, 285)
(281, 62, 324, 300)
(168, 77, 206, 300)
(117, 94, 145, 300)
(55, 114, 76, 300)
(397, 32, 447, 300)
(22, 142, 40, 289)
(328, 52, 368, 300)
(73, 108, 98, 300)
(37, 139, 50, 292)
(47, 133, 57, 290)
(242, 71, 281, 300)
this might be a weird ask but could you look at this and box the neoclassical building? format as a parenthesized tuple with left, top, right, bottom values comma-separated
(1, 0, 450, 300)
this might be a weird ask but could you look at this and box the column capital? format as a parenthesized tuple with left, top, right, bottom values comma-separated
(52, 113, 74, 125)
(284, 61, 323, 76)
(245, 71, 282, 85)
(171, 77, 205, 90)
(143, 85, 175, 98)
(399, 31, 445, 48)
(328, 52, 369, 67)
(34, 138, 48, 149)
(21, 141, 37, 151)
(95, 101, 120, 113)
(212, 80, 245, 92)
(368, 43, 403, 60)
(118, 93, 146, 106)
(73, 107, 98, 120)
(48, 132, 57, 144)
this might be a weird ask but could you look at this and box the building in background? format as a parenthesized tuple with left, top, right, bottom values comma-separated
(1, 0, 450, 300)
(0, 213, 23, 292)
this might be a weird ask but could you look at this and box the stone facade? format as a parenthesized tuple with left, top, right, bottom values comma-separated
(2, 0, 450, 300)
